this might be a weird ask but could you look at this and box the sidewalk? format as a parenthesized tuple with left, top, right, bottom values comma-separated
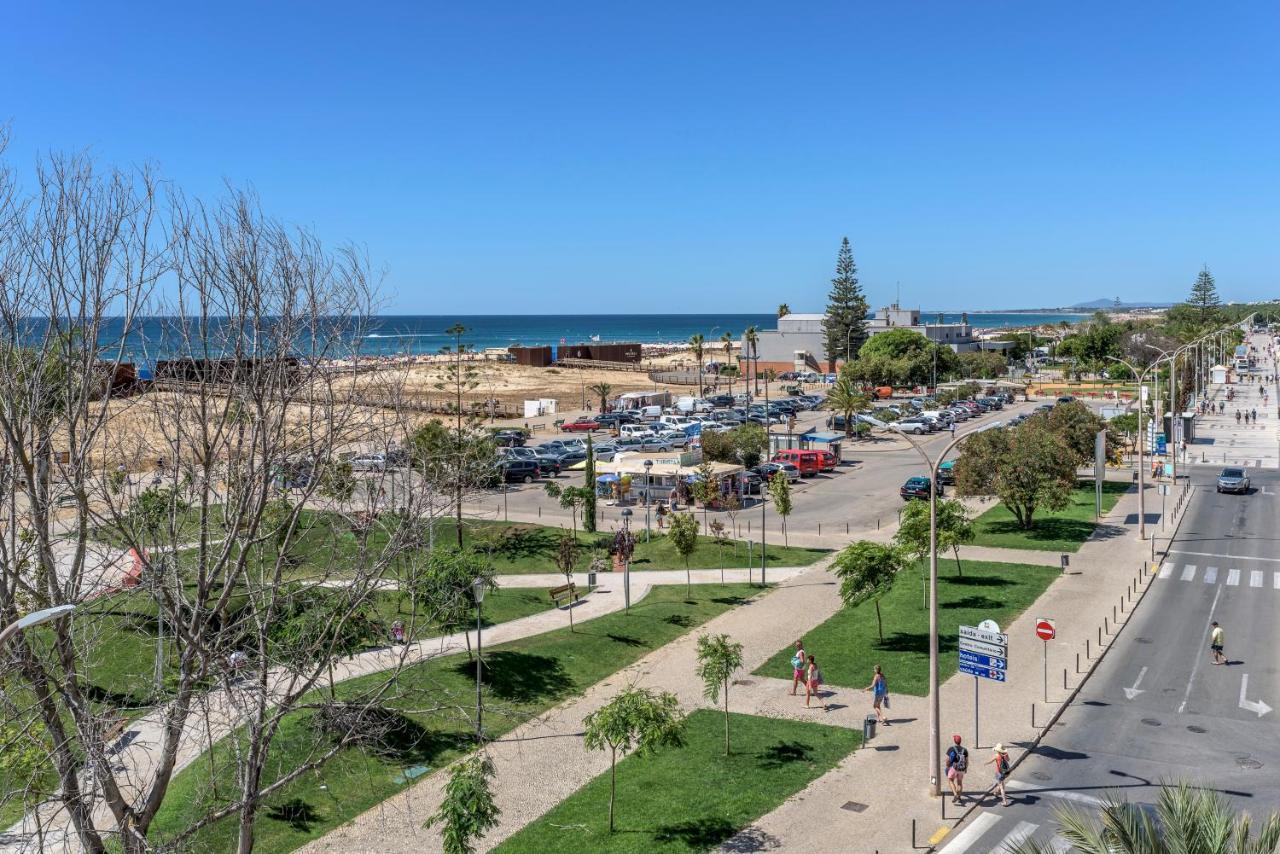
(716, 481, 1174, 853)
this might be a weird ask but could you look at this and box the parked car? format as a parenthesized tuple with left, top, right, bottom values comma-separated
(937, 459, 956, 484)
(900, 476, 941, 500)
(492, 430, 527, 447)
(348, 453, 387, 472)
(1217, 467, 1250, 494)
(532, 453, 562, 477)
(560, 418, 601, 432)
(735, 471, 765, 495)
(500, 459, 540, 484)
(705, 394, 735, 408)
(772, 449, 823, 477)
(894, 418, 932, 435)
(594, 412, 641, 428)
(755, 462, 801, 483)
(1056, 395, 1076, 405)
(655, 430, 690, 448)
(817, 450, 838, 472)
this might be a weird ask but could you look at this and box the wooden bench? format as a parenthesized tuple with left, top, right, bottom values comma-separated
(103, 715, 129, 744)
(549, 584, 579, 606)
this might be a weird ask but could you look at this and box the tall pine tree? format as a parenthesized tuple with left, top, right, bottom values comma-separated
(1188, 266, 1221, 321)
(823, 237, 869, 371)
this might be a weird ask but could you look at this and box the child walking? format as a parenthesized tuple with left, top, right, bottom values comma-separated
(865, 664, 890, 725)
(805, 655, 828, 711)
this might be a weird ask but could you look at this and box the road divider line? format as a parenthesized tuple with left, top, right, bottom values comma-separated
(1005, 780, 1107, 807)
(1166, 549, 1280, 563)
(1178, 583, 1224, 714)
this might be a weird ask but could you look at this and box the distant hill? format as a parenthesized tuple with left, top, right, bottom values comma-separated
(1068, 299, 1175, 310)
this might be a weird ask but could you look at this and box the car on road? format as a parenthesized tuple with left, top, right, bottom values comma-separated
(560, 418, 601, 432)
(893, 418, 933, 435)
(1216, 467, 1250, 494)
(348, 453, 387, 472)
(899, 475, 941, 500)
(937, 459, 956, 484)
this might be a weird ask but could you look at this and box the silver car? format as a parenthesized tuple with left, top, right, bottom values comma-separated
(1216, 468, 1249, 494)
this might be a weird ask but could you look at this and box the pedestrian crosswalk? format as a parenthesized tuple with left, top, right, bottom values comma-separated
(1156, 561, 1280, 591)
(941, 782, 1110, 852)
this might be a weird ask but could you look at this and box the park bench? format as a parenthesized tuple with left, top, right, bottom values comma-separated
(103, 715, 129, 744)
(549, 583, 579, 607)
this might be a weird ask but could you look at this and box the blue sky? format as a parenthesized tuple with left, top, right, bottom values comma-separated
(3, 2, 1278, 313)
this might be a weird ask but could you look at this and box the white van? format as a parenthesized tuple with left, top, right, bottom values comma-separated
(639, 405, 663, 420)
(620, 423, 656, 439)
(676, 396, 713, 414)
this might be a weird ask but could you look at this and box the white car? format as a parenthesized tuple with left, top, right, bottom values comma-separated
(656, 430, 689, 448)
(348, 453, 387, 472)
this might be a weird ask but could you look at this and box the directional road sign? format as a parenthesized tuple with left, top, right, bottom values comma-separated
(958, 638, 1008, 659)
(959, 625, 1009, 647)
(959, 650, 1007, 670)
(959, 661, 1007, 682)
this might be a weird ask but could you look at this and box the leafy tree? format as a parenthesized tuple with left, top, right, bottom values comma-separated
(553, 531, 578, 631)
(956, 351, 1007, 379)
(1187, 266, 1222, 323)
(692, 460, 719, 534)
(827, 368, 870, 438)
(407, 419, 495, 549)
(423, 753, 501, 854)
(405, 546, 494, 660)
(777, 303, 791, 318)
(582, 687, 686, 832)
(1041, 401, 1116, 466)
(768, 472, 792, 546)
(268, 589, 381, 698)
(701, 423, 768, 468)
(852, 328, 959, 387)
(894, 498, 974, 576)
(1010, 781, 1280, 854)
(587, 382, 613, 413)
(583, 434, 598, 533)
(695, 633, 745, 755)
(954, 419, 1077, 530)
(689, 333, 706, 398)
(709, 519, 731, 570)
(833, 541, 906, 642)
(667, 511, 700, 599)
(823, 237, 869, 370)
(316, 459, 356, 502)
(544, 481, 593, 542)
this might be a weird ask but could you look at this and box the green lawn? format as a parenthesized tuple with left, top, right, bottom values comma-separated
(756, 560, 1059, 694)
(498, 710, 858, 853)
(969, 480, 1130, 553)
(148, 584, 761, 853)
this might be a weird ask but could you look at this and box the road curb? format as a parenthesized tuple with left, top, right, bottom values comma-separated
(930, 483, 1198, 850)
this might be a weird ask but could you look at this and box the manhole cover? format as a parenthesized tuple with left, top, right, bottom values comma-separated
(1031, 771, 1052, 781)
(1236, 757, 1264, 770)
(1187, 725, 1208, 734)
(840, 801, 868, 812)
(1134, 637, 1152, 644)
(1141, 718, 1162, 726)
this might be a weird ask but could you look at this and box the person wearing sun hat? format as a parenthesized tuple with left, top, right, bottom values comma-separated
(985, 743, 1012, 806)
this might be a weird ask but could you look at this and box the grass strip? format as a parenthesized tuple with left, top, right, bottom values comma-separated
(969, 480, 1129, 553)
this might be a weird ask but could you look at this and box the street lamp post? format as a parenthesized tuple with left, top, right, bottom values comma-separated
(621, 508, 633, 611)
(472, 577, 487, 740)
(894, 421, 1001, 797)
(0, 605, 77, 650)
(643, 459, 653, 543)
(1107, 356, 1160, 541)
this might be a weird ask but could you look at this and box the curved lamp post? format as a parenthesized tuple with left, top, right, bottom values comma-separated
(1106, 355, 1165, 541)
(890, 419, 1002, 797)
(472, 577, 487, 740)
(0, 605, 76, 650)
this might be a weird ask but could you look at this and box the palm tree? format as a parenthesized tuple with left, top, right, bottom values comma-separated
(587, 382, 613, 414)
(777, 303, 791, 318)
(744, 326, 760, 398)
(689, 333, 706, 398)
(762, 368, 777, 436)
(827, 373, 870, 439)
(1012, 781, 1280, 853)
(720, 332, 735, 396)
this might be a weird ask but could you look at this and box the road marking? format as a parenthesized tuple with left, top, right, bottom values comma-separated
(1251, 570, 1264, 588)
(995, 820, 1039, 852)
(1005, 780, 1108, 806)
(1227, 569, 1241, 586)
(1167, 549, 1280, 563)
(1204, 567, 1218, 584)
(1158, 562, 1173, 579)
(1240, 674, 1274, 718)
(1181, 564, 1197, 581)
(939, 812, 1000, 852)
(1123, 666, 1149, 700)
(1178, 584, 1224, 714)
(1274, 571, 1280, 590)
(1048, 837, 1072, 854)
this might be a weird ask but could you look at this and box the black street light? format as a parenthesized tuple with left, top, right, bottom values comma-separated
(472, 577, 488, 740)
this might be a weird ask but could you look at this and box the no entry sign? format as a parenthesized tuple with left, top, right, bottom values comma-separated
(1036, 618, 1056, 641)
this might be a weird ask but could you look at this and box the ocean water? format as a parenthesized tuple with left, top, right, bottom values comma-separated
(23, 311, 1091, 361)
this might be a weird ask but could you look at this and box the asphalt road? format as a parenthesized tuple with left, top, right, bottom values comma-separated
(941, 467, 1280, 852)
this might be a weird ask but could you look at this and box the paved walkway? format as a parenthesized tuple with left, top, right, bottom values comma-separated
(1190, 333, 1279, 469)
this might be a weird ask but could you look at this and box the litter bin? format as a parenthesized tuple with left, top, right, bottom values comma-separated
(863, 714, 876, 742)
(587, 571, 598, 588)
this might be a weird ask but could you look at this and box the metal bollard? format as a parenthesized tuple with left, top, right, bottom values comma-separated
(1076, 652, 1080, 673)
(818, 522, 822, 535)
(1087, 638, 1091, 658)
(1104, 618, 1109, 635)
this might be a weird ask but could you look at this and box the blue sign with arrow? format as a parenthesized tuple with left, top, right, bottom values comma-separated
(959, 650, 1007, 671)
(959, 661, 1007, 682)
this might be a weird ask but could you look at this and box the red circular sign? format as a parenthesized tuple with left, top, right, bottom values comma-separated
(1036, 619, 1056, 641)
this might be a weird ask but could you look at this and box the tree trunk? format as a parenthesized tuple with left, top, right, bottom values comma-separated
(782, 517, 788, 546)
(875, 599, 884, 643)
(724, 681, 731, 755)
(686, 558, 691, 601)
(952, 545, 963, 577)
(608, 747, 618, 832)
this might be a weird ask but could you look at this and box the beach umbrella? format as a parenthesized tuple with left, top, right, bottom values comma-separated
(596, 473, 620, 483)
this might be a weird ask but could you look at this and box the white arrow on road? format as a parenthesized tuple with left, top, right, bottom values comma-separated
(1239, 674, 1274, 718)
(1123, 667, 1149, 700)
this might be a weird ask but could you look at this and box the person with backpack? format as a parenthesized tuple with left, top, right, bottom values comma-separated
(945, 734, 969, 805)
(788, 640, 807, 696)
(865, 664, 890, 726)
(985, 744, 1012, 806)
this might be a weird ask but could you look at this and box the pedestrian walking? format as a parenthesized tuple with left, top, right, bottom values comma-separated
(986, 744, 1012, 806)
(390, 620, 405, 644)
(1210, 621, 1226, 665)
(789, 640, 807, 695)
(946, 734, 969, 805)
(805, 654, 828, 711)
(1252, 408, 1258, 422)
(865, 664, 890, 725)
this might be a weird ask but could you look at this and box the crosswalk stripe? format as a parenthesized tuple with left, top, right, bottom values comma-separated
(1005, 779, 1108, 806)
(940, 812, 1001, 852)
(1204, 566, 1218, 583)
(1181, 564, 1197, 581)
(1049, 836, 1072, 854)
(1227, 569, 1241, 586)
(995, 820, 1040, 852)
(1274, 572, 1280, 590)
(1251, 570, 1264, 588)
(1158, 562, 1173, 579)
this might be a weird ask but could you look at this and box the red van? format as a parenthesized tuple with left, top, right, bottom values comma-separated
(817, 450, 838, 472)
(772, 449, 823, 477)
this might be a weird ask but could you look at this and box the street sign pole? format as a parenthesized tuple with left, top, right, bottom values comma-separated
(974, 676, 979, 749)
(1043, 638, 1048, 703)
